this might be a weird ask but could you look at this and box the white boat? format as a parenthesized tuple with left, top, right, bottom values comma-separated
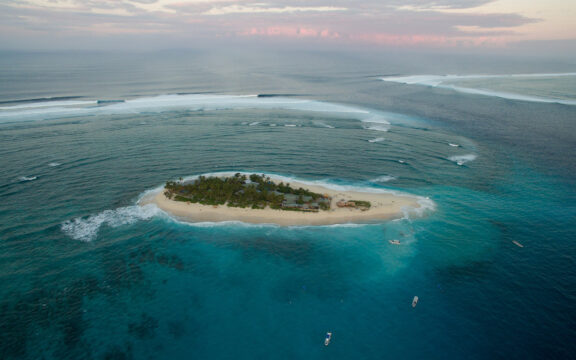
(389, 239, 401, 245)
(512, 240, 524, 248)
(412, 296, 419, 308)
(324, 332, 332, 346)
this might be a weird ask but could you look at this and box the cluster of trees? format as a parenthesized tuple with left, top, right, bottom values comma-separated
(164, 173, 329, 210)
(351, 200, 371, 209)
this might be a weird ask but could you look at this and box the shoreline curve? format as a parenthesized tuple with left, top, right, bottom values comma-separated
(140, 176, 430, 226)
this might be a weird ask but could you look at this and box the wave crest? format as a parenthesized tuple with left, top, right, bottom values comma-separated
(61, 204, 160, 242)
(448, 154, 477, 166)
(381, 73, 576, 105)
(371, 175, 396, 183)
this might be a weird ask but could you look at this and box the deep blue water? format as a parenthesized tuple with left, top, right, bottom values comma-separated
(0, 50, 575, 359)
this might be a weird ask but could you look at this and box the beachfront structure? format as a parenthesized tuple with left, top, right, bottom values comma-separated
(281, 193, 331, 212)
(164, 173, 332, 212)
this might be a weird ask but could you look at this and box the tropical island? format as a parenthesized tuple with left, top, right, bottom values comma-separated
(142, 173, 425, 226)
(164, 173, 370, 212)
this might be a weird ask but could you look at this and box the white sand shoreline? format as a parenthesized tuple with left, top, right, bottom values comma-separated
(140, 178, 427, 226)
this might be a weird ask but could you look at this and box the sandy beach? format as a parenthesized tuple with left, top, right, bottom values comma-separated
(141, 178, 424, 226)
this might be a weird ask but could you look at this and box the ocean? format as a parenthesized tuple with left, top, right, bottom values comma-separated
(0, 50, 575, 359)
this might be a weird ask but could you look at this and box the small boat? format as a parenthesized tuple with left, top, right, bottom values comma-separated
(512, 240, 524, 248)
(389, 239, 401, 245)
(412, 296, 419, 308)
(324, 332, 332, 346)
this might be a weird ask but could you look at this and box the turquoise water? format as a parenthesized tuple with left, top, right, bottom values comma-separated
(0, 51, 575, 359)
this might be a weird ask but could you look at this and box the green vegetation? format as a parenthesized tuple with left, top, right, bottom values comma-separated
(350, 200, 371, 209)
(164, 173, 332, 212)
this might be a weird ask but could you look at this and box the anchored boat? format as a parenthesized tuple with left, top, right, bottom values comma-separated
(324, 332, 332, 346)
(389, 239, 401, 245)
(412, 296, 419, 308)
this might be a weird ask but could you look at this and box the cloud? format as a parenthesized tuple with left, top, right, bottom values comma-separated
(243, 26, 341, 39)
(387, 0, 495, 10)
(203, 5, 347, 16)
(0, 0, 548, 50)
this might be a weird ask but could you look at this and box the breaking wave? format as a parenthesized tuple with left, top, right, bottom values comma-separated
(0, 94, 369, 123)
(368, 137, 386, 143)
(381, 73, 576, 105)
(0, 99, 96, 111)
(313, 121, 335, 128)
(371, 175, 396, 183)
(448, 154, 477, 166)
(61, 204, 161, 242)
(0, 94, 425, 136)
(364, 124, 389, 132)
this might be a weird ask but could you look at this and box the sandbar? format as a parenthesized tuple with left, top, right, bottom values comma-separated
(141, 179, 424, 226)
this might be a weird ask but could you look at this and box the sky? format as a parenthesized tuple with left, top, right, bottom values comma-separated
(1, 0, 575, 53)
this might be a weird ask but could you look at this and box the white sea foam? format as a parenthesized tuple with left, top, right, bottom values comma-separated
(364, 124, 389, 132)
(313, 121, 335, 128)
(48, 162, 62, 167)
(0, 94, 408, 131)
(368, 137, 385, 143)
(248, 121, 260, 126)
(371, 175, 396, 182)
(361, 113, 391, 132)
(19, 176, 37, 181)
(381, 73, 576, 105)
(284, 124, 297, 127)
(409, 196, 436, 217)
(448, 143, 460, 147)
(0, 100, 96, 110)
(174, 219, 372, 229)
(448, 154, 477, 166)
(0, 105, 92, 123)
(179, 220, 279, 228)
(61, 204, 161, 242)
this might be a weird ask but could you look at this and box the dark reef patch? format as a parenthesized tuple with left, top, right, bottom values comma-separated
(128, 313, 159, 340)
